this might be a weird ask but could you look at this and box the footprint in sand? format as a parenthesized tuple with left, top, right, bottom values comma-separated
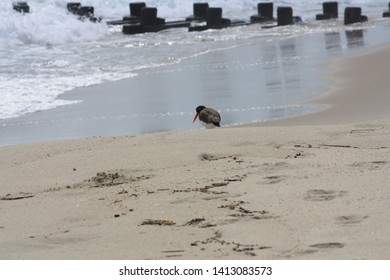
(349, 161, 388, 170)
(304, 189, 347, 201)
(162, 250, 185, 258)
(309, 242, 345, 249)
(335, 215, 368, 225)
(262, 175, 286, 184)
(280, 242, 345, 258)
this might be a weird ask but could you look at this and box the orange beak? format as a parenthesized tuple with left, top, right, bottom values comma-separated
(192, 112, 199, 124)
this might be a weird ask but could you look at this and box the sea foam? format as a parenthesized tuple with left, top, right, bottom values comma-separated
(0, 0, 388, 120)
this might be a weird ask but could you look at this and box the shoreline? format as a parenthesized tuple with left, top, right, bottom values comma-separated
(256, 43, 390, 126)
(3, 24, 390, 146)
(1, 31, 390, 260)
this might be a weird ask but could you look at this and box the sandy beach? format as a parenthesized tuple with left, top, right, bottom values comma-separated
(1, 43, 390, 260)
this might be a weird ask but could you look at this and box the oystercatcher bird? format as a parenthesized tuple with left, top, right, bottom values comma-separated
(192, 105, 221, 128)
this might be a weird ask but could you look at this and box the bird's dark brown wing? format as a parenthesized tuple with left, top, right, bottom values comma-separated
(199, 108, 221, 126)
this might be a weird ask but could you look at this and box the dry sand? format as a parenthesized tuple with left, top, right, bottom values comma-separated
(0, 45, 390, 260)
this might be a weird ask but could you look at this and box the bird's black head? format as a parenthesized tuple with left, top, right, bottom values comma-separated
(196, 105, 206, 113)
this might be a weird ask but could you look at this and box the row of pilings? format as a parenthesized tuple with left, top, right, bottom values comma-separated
(115, 2, 373, 34)
(11, 2, 390, 34)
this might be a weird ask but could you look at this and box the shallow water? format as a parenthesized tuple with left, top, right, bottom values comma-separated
(1, 1, 390, 145)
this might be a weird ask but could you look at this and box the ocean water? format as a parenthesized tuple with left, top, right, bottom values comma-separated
(1, 0, 390, 143)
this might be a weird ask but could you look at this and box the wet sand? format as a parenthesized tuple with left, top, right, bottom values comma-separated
(1, 43, 390, 260)
(257, 44, 390, 126)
